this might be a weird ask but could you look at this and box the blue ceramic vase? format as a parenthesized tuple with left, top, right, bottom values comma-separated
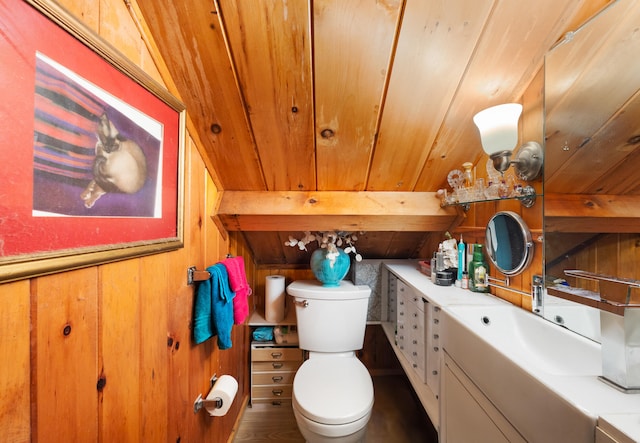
(310, 246, 350, 287)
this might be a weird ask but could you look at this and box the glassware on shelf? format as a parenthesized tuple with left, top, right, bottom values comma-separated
(473, 178, 485, 200)
(462, 162, 474, 188)
(456, 187, 471, 203)
(498, 179, 510, 198)
(447, 169, 464, 190)
(441, 163, 534, 207)
(485, 180, 500, 199)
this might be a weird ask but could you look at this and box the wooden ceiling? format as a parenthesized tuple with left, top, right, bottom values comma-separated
(135, 0, 611, 264)
(544, 0, 640, 234)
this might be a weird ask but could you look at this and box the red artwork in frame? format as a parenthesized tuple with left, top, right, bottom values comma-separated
(0, 0, 185, 281)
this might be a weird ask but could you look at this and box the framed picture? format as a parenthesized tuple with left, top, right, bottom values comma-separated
(0, 0, 185, 282)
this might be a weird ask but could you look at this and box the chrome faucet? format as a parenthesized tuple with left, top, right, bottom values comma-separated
(531, 275, 543, 316)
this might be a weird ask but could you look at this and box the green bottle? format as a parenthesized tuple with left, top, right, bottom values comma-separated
(469, 244, 489, 293)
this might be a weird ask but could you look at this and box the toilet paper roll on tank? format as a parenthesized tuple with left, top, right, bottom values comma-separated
(265, 275, 285, 322)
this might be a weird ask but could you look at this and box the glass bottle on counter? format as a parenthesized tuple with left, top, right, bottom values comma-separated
(468, 244, 489, 293)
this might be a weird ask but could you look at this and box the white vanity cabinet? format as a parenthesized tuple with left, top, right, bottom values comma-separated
(441, 353, 526, 443)
(395, 278, 442, 396)
(396, 279, 426, 383)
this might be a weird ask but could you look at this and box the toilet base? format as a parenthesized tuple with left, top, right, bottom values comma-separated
(293, 406, 370, 443)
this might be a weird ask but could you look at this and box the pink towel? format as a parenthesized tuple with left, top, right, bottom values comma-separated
(222, 256, 252, 324)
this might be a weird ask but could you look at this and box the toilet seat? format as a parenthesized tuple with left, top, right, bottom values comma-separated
(293, 356, 374, 426)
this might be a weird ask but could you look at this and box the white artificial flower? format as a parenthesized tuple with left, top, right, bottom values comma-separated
(284, 230, 365, 260)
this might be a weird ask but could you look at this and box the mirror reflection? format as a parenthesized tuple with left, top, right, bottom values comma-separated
(543, 0, 640, 343)
(486, 211, 533, 276)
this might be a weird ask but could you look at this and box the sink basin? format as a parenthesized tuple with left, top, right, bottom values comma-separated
(443, 303, 601, 442)
(446, 304, 601, 376)
(545, 295, 602, 343)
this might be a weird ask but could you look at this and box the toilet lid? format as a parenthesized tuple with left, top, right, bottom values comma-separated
(293, 357, 374, 425)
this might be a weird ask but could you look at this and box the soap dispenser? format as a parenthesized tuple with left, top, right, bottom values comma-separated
(468, 244, 489, 293)
(436, 243, 445, 272)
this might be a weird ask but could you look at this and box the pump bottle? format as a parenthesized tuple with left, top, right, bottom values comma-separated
(468, 244, 489, 293)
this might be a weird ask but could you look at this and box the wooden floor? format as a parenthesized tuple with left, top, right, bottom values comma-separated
(232, 374, 438, 442)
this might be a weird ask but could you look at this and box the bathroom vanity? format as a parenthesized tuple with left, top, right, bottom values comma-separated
(380, 260, 504, 432)
(381, 260, 640, 442)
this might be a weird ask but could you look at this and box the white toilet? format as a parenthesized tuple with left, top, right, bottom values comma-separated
(287, 280, 374, 443)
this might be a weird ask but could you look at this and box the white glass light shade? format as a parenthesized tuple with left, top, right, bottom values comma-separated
(473, 103, 523, 155)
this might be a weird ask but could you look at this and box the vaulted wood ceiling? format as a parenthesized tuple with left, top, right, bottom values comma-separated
(135, 0, 611, 264)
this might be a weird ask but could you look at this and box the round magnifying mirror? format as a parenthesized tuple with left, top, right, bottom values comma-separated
(485, 211, 534, 276)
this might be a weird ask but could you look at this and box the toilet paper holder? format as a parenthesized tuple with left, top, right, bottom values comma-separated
(193, 374, 224, 414)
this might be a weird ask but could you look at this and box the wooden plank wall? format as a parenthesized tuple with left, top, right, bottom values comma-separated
(0, 1, 250, 442)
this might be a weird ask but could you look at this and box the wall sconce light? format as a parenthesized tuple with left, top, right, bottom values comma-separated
(473, 103, 543, 181)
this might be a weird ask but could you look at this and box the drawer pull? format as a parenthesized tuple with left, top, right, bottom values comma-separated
(433, 319, 439, 324)
(432, 370, 438, 375)
(272, 362, 283, 369)
(433, 334, 439, 339)
(433, 346, 439, 352)
(272, 389, 283, 396)
(272, 401, 282, 406)
(412, 339, 418, 344)
(272, 376, 284, 383)
(271, 352, 283, 359)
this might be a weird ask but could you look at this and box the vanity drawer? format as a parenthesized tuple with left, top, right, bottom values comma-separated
(398, 280, 424, 312)
(252, 360, 302, 372)
(426, 304, 442, 396)
(252, 371, 296, 385)
(252, 347, 303, 362)
(251, 385, 293, 400)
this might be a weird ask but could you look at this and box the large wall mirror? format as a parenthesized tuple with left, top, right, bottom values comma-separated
(543, 0, 640, 342)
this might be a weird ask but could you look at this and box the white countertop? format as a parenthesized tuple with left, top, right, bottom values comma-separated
(599, 414, 640, 443)
(383, 259, 640, 441)
(384, 260, 509, 307)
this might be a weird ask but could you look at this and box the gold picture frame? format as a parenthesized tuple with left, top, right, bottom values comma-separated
(0, 0, 185, 282)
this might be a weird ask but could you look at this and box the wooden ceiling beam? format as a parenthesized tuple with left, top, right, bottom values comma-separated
(545, 193, 640, 233)
(214, 191, 459, 232)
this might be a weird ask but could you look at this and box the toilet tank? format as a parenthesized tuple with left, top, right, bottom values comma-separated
(287, 280, 371, 353)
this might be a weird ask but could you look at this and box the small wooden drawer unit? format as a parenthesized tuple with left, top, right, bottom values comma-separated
(250, 344, 303, 406)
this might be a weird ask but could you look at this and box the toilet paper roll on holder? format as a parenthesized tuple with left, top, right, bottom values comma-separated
(193, 374, 224, 414)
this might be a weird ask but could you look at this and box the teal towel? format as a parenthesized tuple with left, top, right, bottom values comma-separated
(193, 263, 236, 349)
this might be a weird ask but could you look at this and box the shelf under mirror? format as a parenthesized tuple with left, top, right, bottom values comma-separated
(547, 270, 640, 316)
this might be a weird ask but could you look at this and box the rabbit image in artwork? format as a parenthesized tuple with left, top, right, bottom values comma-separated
(81, 113, 147, 208)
